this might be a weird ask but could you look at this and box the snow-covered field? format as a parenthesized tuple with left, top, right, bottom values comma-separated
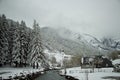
(60, 67, 120, 80)
(0, 67, 44, 79)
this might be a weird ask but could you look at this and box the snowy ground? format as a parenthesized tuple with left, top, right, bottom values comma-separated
(60, 67, 120, 80)
(0, 67, 44, 79)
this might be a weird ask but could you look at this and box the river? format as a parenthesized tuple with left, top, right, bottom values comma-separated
(35, 70, 67, 80)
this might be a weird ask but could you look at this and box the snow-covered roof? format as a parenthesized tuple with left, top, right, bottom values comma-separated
(112, 59, 120, 65)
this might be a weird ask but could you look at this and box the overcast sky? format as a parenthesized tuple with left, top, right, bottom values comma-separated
(0, 0, 120, 39)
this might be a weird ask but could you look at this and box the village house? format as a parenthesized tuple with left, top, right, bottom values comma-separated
(112, 59, 120, 72)
(81, 55, 113, 68)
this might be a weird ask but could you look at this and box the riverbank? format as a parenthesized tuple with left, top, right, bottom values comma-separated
(0, 67, 45, 80)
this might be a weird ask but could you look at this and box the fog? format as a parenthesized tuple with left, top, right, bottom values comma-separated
(0, 0, 120, 39)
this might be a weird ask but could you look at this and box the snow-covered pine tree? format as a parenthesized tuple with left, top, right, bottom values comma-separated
(0, 14, 9, 66)
(12, 21, 31, 67)
(26, 28, 33, 66)
(29, 20, 48, 68)
(24, 28, 32, 66)
(7, 20, 16, 66)
(18, 21, 28, 67)
(12, 22, 21, 67)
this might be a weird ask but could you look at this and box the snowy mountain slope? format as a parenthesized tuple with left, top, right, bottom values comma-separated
(40, 27, 100, 55)
(100, 38, 120, 51)
(57, 27, 120, 51)
(41, 27, 120, 55)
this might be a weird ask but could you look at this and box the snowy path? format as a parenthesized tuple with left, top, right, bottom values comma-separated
(60, 67, 120, 80)
(0, 67, 44, 79)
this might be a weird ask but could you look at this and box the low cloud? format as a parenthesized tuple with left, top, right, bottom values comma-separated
(0, 0, 120, 39)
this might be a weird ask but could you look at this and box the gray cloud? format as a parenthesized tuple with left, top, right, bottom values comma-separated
(0, 0, 120, 39)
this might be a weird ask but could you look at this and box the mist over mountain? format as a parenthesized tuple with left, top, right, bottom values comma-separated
(41, 27, 120, 55)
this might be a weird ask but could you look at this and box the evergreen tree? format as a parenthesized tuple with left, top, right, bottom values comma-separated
(7, 20, 16, 66)
(0, 14, 49, 68)
(12, 22, 21, 67)
(12, 21, 30, 67)
(0, 14, 9, 66)
(12, 21, 28, 67)
(19, 21, 28, 67)
(29, 20, 47, 68)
